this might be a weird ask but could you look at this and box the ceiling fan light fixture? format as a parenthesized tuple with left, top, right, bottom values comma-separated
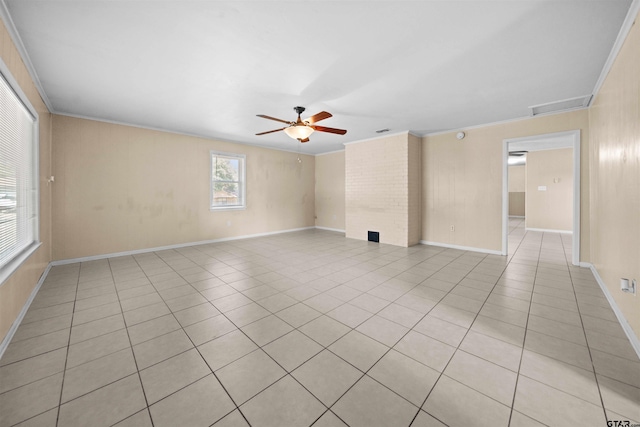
(284, 124, 314, 141)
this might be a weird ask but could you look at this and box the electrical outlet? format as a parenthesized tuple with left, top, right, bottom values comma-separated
(450, 225, 455, 232)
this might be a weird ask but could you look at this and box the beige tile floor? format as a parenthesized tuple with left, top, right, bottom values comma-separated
(1, 218, 639, 426)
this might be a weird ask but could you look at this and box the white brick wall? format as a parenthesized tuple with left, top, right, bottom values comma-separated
(345, 133, 421, 247)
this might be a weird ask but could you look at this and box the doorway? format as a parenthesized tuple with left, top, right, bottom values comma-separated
(502, 130, 581, 265)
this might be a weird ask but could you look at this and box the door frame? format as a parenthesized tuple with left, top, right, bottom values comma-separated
(502, 130, 581, 265)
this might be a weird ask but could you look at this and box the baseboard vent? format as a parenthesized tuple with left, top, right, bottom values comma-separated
(529, 95, 592, 116)
(368, 231, 380, 243)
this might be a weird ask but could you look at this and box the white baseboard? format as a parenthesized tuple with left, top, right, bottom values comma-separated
(51, 226, 316, 266)
(0, 264, 52, 360)
(525, 227, 573, 234)
(583, 262, 640, 360)
(419, 240, 503, 256)
(315, 226, 346, 233)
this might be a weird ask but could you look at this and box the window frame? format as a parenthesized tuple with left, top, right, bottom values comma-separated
(0, 58, 40, 287)
(210, 150, 246, 211)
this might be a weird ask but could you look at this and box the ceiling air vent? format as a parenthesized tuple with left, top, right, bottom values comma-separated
(529, 95, 592, 116)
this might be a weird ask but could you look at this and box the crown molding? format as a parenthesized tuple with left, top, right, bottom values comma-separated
(342, 130, 413, 146)
(591, 0, 640, 102)
(54, 112, 319, 157)
(315, 149, 345, 156)
(0, 0, 53, 112)
(421, 107, 589, 138)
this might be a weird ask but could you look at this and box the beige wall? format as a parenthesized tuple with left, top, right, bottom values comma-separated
(52, 116, 315, 260)
(589, 10, 640, 338)
(525, 148, 573, 231)
(0, 22, 53, 342)
(508, 165, 525, 216)
(345, 132, 418, 247)
(509, 193, 525, 217)
(315, 151, 345, 231)
(422, 109, 590, 256)
(508, 165, 525, 192)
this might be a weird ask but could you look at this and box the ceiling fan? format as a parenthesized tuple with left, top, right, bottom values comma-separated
(256, 106, 347, 143)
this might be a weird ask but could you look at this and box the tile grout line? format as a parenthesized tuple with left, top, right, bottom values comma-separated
(54, 264, 80, 427)
(506, 227, 542, 427)
(410, 242, 525, 424)
(183, 243, 396, 426)
(183, 235, 467, 425)
(315, 249, 482, 426)
(108, 257, 157, 427)
(129, 252, 250, 426)
(561, 233, 610, 423)
(4, 228, 632, 427)
(408, 217, 529, 425)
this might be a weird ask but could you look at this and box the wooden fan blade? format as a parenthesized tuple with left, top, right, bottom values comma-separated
(256, 114, 291, 125)
(256, 127, 287, 136)
(305, 111, 332, 124)
(299, 138, 310, 143)
(313, 125, 347, 135)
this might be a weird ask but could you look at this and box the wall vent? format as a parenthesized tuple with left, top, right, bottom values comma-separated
(529, 95, 592, 116)
(368, 231, 380, 242)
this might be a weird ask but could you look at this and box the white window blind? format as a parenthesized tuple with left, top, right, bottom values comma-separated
(0, 68, 38, 279)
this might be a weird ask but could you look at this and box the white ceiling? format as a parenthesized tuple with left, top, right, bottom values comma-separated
(3, 1, 633, 155)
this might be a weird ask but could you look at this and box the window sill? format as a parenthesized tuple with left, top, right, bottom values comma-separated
(0, 241, 42, 287)
(210, 206, 246, 212)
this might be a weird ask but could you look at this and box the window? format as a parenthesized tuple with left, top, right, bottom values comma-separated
(0, 64, 39, 285)
(210, 151, 245, 210)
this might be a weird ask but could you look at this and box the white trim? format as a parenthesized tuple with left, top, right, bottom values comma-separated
(0, 1, 53, 112)
(422, 108, 589, 138)
(342, 130, 412, 146)
(210, 150, 246, 211)
(54, 112, 317, 157)
(502, 140, 509, 256)
(525, 228, 573, 234)
(0, 54, 41, 288)
(50, 227, 316, 266)
(573, 131, 581, 266)
(509, 216, 525, 219)
(0, 57, 39, 120)
(314, 149, 345, 156)
(591, 0, 640, 102)
(502, 130, 581, 265)
(419, 240, 503, 256)
(315, 226, 345, 233)
(583, 262, 640, 360)
(0, 263, 51, 360)
(0, 243, 42, 287)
